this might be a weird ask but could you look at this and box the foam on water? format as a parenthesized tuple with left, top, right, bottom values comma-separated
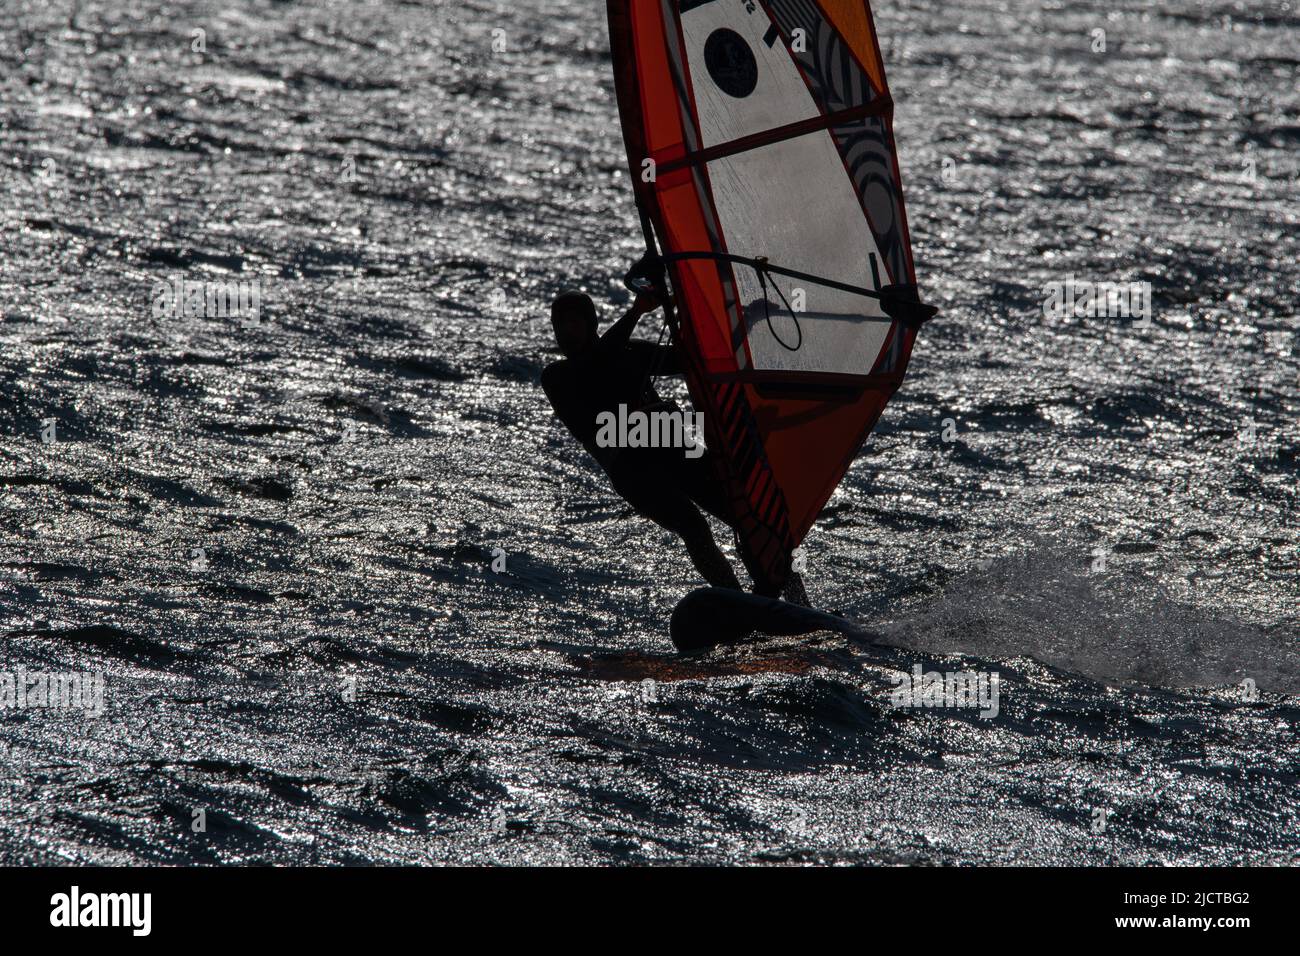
(881, 544, 1298, 694)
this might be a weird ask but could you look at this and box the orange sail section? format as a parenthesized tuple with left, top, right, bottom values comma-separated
(608, 0, 926, 595)
(819, 0, 889, 93)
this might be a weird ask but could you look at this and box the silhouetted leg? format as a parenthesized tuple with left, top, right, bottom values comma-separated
(683, 453, 806, 599)
(676, 512, 743, 590)
(611, 464, 742, 591)
(680, 452, 735, 527)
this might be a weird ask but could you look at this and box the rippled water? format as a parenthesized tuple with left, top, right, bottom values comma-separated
(0, 0, 1296, 864)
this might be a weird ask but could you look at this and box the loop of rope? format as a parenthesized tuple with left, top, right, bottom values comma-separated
(755, 257, 803, 352)
(639, 251, 823, 399)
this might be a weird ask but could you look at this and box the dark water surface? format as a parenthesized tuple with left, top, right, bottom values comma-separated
(1, 0, 1296, 864)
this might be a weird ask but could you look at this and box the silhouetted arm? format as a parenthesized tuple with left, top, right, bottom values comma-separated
(596, 294, 660, 356)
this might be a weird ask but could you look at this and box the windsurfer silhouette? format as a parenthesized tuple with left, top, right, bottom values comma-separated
(542, 255, 808, 603)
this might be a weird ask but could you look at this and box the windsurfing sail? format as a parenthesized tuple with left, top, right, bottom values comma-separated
(607, 0, 932, 595)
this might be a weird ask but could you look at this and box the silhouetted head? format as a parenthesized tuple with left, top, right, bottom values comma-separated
(551, 290, 598, 359)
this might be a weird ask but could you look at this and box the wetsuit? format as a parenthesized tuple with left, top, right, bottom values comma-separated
(542, 307, 740, 589)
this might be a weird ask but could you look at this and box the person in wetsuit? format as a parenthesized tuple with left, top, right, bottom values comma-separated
(541, 257, 935, 603)
(541, 285, 745, 591)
